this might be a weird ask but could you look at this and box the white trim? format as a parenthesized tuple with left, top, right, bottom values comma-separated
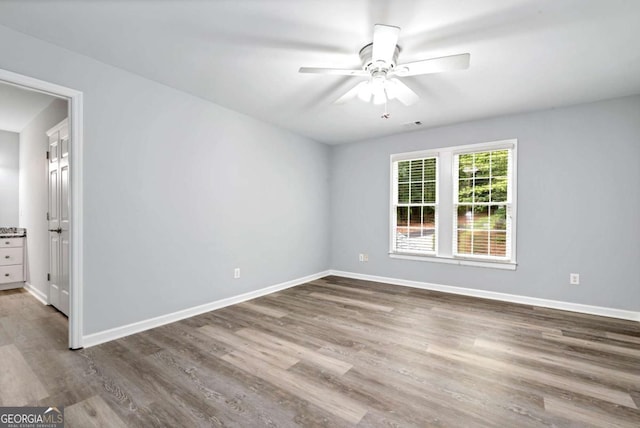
(389, 253, 517, 270)
(69, 92, 84, 350)
(0, 69, 78, 99)
(389, 155, 439, 255)
(329, 270, 640, 322)
(390, 148, 441, 163)
(0, 68, 84, 349)
(82, 270, 331, 348)
(451, 139, 516, 155)
(390, 139, 516, 163)
(25, 282, 48, 305)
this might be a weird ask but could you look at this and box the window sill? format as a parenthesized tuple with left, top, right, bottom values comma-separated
(389, 253, 517, 270)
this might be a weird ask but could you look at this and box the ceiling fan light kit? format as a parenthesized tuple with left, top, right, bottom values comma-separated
(299, 24, 470, 117)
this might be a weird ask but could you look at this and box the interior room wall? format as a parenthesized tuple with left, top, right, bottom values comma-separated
(19, 98, 67, 294)
(0, 130, 19, 225)
(0, 22, 636, 340)
(0, 24, 331, 335)
(330, 95, 640, 312)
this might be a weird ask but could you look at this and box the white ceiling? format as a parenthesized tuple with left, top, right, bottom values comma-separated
(0, 83, 57, 133)
(0, 0, 639, 144)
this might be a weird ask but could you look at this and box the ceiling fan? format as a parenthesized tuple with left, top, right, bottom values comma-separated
(299, 24, 470, 108)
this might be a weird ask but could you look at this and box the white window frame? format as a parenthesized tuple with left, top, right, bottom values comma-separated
(390, 152, 440, 256)
(389, 139, 517, 270)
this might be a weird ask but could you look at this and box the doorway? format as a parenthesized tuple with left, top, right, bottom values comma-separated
(0, 68, 84, 349)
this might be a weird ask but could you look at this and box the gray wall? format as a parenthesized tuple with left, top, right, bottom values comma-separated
(331, 96, 640, 311)
(19, 98, 68, 293)
(0, 22, 636, 338)
(0, 25, 331, 334)
(0, 130, 19, 225)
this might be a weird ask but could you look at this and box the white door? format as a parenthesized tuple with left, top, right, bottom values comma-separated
(48, 120, 70, 316)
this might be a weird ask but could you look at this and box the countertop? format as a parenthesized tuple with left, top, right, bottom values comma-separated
(0, 227, 26, 238)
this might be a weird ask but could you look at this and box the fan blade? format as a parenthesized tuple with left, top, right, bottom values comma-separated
(395, 53, 470, 77)
(387, 78, 419, 106)
(372, 24, 400, 64)
(299, 67, 368, 76)
(334, 81, 369, 104)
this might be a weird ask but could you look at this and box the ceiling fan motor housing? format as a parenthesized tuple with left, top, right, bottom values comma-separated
(359, 43, 401, 77)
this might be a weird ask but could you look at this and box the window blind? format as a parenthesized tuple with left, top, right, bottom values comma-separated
(392, 157, 438, 254)
(453, 149, 513, 259)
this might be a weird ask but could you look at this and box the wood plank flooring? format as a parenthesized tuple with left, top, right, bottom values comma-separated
(0, 276, 639, 427)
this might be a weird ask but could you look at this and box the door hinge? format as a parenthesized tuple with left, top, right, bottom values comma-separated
(46, 212, 50, 221)
(47, 273, 50, 281)
(46, 151, 50, 160)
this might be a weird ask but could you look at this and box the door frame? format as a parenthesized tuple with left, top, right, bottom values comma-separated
(0, 68, 84, 349)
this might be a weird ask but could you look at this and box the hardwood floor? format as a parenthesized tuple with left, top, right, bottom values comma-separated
(0, 276, 639, 427)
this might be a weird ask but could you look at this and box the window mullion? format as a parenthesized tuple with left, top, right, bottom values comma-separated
(437, 151, 453, 257)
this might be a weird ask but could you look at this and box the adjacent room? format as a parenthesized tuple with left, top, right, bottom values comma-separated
(0, 1, 638, 426)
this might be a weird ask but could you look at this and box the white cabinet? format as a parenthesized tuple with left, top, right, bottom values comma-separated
(0, 236, 25, 288)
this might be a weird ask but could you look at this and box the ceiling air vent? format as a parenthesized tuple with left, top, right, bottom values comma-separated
(402, 120, 423, 128)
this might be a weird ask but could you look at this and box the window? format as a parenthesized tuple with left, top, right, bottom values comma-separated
(454, 149, 512, 260)
(390, 140, 517, 269)
(392, 157, 438, 254)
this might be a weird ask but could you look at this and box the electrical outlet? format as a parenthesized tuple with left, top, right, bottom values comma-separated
(234, 268, 241, 279)
(363, 254, 369, 262)
(358, 254, 364, 262)
(570, 273, 579, 285)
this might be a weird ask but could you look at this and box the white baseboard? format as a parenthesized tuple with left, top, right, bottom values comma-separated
(81, 268, 638, 349)
(82, 270, 331, 348)
(24, 282, 48, 305)
(329, 270, 640, 322)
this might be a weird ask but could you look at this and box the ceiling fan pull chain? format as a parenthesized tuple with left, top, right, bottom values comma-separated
(381, 90, 390, 119)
